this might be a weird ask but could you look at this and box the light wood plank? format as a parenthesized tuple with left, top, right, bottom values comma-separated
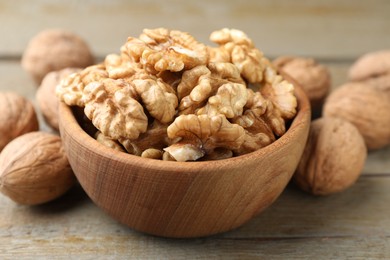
(0, 0, 389, 60)
(224, 176, 390, 238)
(2, 177, 390, 239)
(0, 60, 36, 99)
(1, 177, 390, 258)
(0, 236, 389, 259)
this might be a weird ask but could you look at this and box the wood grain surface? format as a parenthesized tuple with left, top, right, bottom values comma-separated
(0, 0, 390, 258)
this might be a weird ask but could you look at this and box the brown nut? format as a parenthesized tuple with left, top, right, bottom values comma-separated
(36, 68, 82, 130)
(141, 148, 163, 159)
(95, 131, 125, 152)
(348, 50, 390, 95)
(0, 132, 76, 205)
(294, 117, 367, 196)
(123, 28, 208, 73)
(131, 78, 178, 123)
(209, 28, 266, 83)
(165, 114, 246, 161)
(348, 50, 390, 82)
(323, 82, 390, 150)
(82, 79, 148, 140)
(56, 63, 108, 107)
(22, 29, 94, 84)
(119, 120, 169, 156)
(357, 74, 390, 94)
(273, 56, 331, 114)
(0, 92, 39, 152)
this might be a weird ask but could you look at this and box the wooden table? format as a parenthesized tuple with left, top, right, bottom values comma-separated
(1, 1, 389, 258)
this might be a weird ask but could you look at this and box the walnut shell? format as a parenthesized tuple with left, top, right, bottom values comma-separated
(0, 132, 76, 205)
(323, 82, 390, 150)
(348, 50, 390, 96)
(36, 68, 81, 130)
(21, 29, 94, 84)
(348, 50, 390, 82)
(294, 117, 367, 196)
(0, 92, 39, 152)
(357, 73, 390, 94)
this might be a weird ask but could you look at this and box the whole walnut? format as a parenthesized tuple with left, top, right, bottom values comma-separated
(22, 29, 94, 84)
(0, 92, 39, 152)
(348, 50, 390, 95)
(273, 56, 331, 116)
(323, 82, 390, 150)
(0, 132, 76, 205)
(36, 68, 82, 130)
(294, 117, 367, 196)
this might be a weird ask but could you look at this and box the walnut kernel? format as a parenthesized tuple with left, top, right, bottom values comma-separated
(165, 114, 246, 161)
(95, 131, 125, 152)
(83, 79, 148, 140)
(141, 148, 164, 159)
(123, 28, 208, 73)
(210, 28, 266, 83)
(56, 64, 108, 107)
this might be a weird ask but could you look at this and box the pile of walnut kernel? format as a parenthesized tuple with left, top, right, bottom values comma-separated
(57, 28, 298, 161)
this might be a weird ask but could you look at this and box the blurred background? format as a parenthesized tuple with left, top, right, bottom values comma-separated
(1, 0, 389, 61)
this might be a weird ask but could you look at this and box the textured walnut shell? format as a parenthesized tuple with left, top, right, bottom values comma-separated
(0, 132, 76, 205)
(323, 82, 390, 150)
(21, 29, 94, 84)
(0, 92, 39, 152)
(348, 50, 390, 82)
(358, 73, 390, 94)
(348, 50, 390, 95)
(294, 117, 367, 196)
(36, 68, 81, 130)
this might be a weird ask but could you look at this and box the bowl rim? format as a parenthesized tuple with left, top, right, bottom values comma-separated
(59, 82, 310, 173)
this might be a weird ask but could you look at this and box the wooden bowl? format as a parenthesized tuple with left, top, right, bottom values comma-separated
(58, 82, 311, 238)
